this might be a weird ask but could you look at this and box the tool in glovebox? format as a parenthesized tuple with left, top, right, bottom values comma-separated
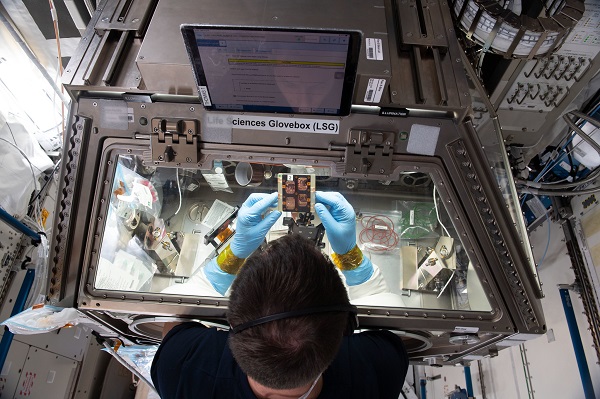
(203, 207, 239, 250)
(283, 212, 325, 249)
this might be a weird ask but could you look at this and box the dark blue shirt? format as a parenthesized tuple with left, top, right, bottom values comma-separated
(151, 323, 409, 398)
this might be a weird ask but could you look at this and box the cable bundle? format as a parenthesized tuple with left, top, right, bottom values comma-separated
(359, 215, 399, 251)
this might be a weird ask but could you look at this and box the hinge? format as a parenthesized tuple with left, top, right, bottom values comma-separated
(150, 118, 199, 165)
(344, 130, 395, 176)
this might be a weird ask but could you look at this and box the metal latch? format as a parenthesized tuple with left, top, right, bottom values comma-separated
(150, 118, 199, 165)
(344, 130, 395, 176)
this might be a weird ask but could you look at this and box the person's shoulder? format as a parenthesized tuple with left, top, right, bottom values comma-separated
(348, 330, 408, 358)
(152, 325, 232, 397)
(353, 329, 404, 342)
(162, 323, 229, 350)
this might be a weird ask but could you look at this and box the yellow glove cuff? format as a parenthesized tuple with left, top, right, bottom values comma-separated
(216, 244, 245, 274)
(330, 245, 364, 271)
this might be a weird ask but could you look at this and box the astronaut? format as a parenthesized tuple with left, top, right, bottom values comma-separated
(152, 191, 409, 398)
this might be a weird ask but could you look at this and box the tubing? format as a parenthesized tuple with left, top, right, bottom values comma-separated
(464, 366, 474, 397)
(0, 207, 41, 244)
(0, 11, 69, 107)
(559, 288, 596, 399)
(0, 269, 35, 373)
(520, 185, 600, 196)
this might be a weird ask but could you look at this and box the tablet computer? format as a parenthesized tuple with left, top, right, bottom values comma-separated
(181, 25, 361, 116)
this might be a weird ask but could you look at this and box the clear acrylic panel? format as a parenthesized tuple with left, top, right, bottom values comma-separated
(95, 154, 492, 312)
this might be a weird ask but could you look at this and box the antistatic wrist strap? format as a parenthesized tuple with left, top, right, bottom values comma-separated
(330, 245, 364, 270)
(216, 244, 245, 274)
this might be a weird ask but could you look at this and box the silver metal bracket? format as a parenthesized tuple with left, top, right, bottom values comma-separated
(150, 118, 199, 165)
(344, 130, 395, 176)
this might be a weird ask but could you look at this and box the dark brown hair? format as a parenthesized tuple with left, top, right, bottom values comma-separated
(227, 234, 349, 389)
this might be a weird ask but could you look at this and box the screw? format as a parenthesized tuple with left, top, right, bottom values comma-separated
(352, 167, 357, 172)
(188, 129, 193, 134)
(351, 139, 357, 144)
(379, 168, 385, 174)
(186, 157, 191, 162)
(190, 107, 195, 111)
(141, 104, 146, 108)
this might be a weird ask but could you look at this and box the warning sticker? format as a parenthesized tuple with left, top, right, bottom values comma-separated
(366, 38, 384, 60)
(364, 78, 386, 103)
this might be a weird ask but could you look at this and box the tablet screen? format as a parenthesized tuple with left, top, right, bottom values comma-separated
(182, 26, 360, 116)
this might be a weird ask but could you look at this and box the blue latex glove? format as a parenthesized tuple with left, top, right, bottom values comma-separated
(341, 257, 373, 286)
(204, 257, 235, 296)
(314, 191, 357, 254)
(315, 191, 373, 286)
(230, 192, 282, 259)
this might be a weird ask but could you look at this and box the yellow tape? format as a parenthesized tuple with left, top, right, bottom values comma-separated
(216, 245, 245, 274)
(330, 245, 364, 271)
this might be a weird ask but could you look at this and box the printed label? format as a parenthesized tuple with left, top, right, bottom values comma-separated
(131, 183, 153, 208)
(201, 173, 231, 193)
(366, 38, 384, 60)
(199, 86, 212, 106)
(364, 78, 386, 103)
(202, 199, 235, 228)
(453, 326, 479, 334)
(526, 196, 547, 219)
(205, 114, 339, 134)
(558, 161, 571, 172)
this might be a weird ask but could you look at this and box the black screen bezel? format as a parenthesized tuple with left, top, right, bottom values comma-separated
(181, 25, 361, 116)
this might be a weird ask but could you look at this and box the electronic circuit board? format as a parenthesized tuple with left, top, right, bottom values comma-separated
(277, 174, 315, 212)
